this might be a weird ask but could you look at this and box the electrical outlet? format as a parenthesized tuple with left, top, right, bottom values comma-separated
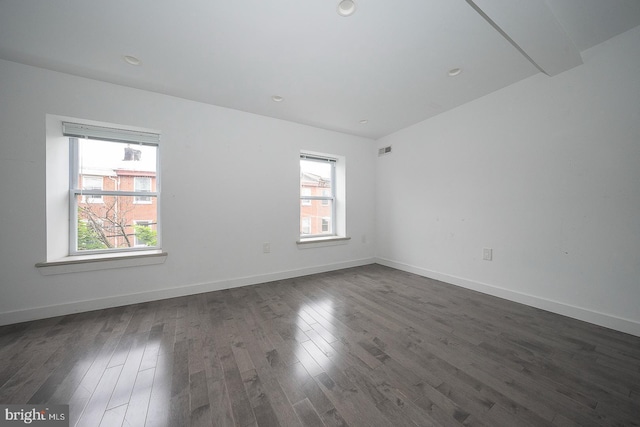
(483, 248, 493, 261)
(263, 243, 271, 253)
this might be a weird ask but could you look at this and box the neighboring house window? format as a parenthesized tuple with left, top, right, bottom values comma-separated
(300, 153, 336, 237)
(301, 188, 312, 206)
(77, 219, 105, 251)
(134, 176, 152, 204)
(81, 175, 103, 203)
(65, 122, 160, 255)
(301, 217, 311, 235)
(134, 220, 156, 247)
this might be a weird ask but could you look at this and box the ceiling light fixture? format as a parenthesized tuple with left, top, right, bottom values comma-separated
(123, 55, 141, 66)
(271, 95, 284, 102)
(337, 0, 357, 17)
(448, 67, 462, 77)
(359, 119, 368, 124)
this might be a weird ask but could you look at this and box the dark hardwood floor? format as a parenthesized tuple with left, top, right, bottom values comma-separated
(1, 264, 639, 426)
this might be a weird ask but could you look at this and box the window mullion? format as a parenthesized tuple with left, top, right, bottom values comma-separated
(301, 196, 332, 201)
(72, 190, 158, 197)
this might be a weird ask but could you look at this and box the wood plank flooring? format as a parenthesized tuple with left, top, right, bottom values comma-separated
(1, 264, 639, 426)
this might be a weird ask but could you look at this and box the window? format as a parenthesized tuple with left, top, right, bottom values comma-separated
(134, 177, 152, 204)
(65, 122, 160, 255)
(81, 175, 103, 203)
(300, 154, 336, 237)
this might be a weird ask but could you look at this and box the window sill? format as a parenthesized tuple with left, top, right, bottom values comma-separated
(35, 250, 168, 275)
(296, 236, 351, 249)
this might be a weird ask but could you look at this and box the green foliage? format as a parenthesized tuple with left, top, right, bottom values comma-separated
(134, 224, 157, 246)
(77, 219, 107, 250)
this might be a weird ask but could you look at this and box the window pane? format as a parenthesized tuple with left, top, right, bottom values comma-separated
(300, 159, 332, 195)
(300, 200, 333, 235)
(75, 194, 157, 251)
(70, 131, 161, 255)
(76, 138, 157, 186)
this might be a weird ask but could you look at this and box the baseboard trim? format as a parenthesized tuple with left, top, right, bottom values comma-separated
(0, 258, 376, 326)
(376, 257, 640, 338)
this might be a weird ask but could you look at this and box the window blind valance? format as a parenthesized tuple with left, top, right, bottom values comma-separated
(300, 153, 337, 163)
(62, 122, 160, 145)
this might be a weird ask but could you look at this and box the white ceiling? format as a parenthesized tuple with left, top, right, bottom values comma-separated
(1, 0, 639, 139)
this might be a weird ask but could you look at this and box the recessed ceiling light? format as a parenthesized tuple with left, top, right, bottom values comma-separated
(359, 119, 368, 124)
(271, 95, 284, 102)
(448, 67, 462, 77)
(337, 0, 357, 17)
(123, 55, 141, 66)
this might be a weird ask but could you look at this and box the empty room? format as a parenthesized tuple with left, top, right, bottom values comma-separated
(1, 0, 639, 426)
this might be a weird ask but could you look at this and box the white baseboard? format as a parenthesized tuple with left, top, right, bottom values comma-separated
(376, 257, 640, 338)
(0, 258, 376, 326)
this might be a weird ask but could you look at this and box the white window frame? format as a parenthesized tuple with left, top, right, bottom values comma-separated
(300, 153, 336, 238)
(134, 176, 153, 204)
(66, 122, 161, 256)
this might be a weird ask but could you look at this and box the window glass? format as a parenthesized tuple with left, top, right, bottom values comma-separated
(300, 155, 335, 237)
(71, 137, 159, 254)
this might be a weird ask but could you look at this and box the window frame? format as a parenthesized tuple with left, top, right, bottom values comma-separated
(66, 122, 161, 256)
(300, 154, 337, 238)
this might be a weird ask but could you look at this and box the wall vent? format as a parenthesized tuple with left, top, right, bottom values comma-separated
(378, 146, 392, 156)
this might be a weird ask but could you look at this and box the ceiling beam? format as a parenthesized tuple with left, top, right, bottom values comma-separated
(466, 0, 583, 76)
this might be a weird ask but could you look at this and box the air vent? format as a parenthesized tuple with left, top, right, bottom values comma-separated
(378, 146, 392, 156)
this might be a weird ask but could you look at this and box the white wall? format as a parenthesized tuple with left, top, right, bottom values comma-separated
(376, 26, 640, 336)
(1, 27, 638, 337)
(0, 59, 376, 324)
